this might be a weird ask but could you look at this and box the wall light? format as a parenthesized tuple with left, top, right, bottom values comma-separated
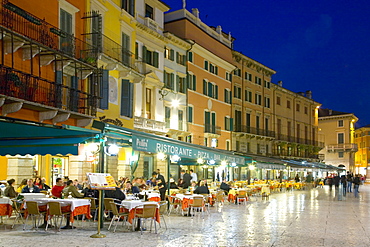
(197, 158, 204, 164)
(157, 152, 167, 161)
(209, 159, 215, 165)
(171, 99, 179, 108)
(248, 164, 256, 170)
(221, 160, 227, 167)
(106, 144, 119, 156)
(171, 154, 181, 163)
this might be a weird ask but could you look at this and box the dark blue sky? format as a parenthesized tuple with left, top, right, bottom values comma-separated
(164, 0, 370, 127)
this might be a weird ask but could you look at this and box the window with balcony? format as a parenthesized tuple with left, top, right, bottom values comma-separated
(121, 0, 135, 16)
(235, 110, 241, 132)
(145, 4, 154, 19)
(338, 133, 344, 144)
(122, 32, 130, 66)
(60, 9, 73, 55)
(205, 111, 216, 134)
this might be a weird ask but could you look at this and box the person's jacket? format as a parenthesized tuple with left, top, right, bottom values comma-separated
(194, 185, 209, 194)
(4, 185, 17, 198)
(105, 187, 126, 201)
(21, 185, 40, 193)
(183, 173, 192, 188)
(62, 185, 83, 198)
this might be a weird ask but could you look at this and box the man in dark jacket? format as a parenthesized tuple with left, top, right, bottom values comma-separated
(181, 170, 192, 189)
(154, 170, 166, 200)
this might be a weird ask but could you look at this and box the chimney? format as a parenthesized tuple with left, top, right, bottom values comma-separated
(329, 109, 332, 115)
(278, 80, 283, 87)
(216, 25, 222, 34)
(297, 92, 304, 96)
(305, 90, 312, 99)
(192, 8, 199, 18)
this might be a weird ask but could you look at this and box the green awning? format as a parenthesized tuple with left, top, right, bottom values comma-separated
(0, 120, 99, 156)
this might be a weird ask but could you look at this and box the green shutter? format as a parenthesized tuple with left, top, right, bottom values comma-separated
(186, 73, 190, 89)
(153, 51, 159, 68)
(224, 117, 228, 131)
(100, 69, 109, 109)
(188, 106, 193, 123)
(188, 52, 193, 62)
(121, 79, 133, 118)
(208, 82, 213, 97)
(215, 85, 218, 99)
(230, 118, 234, 131)
(204, 60, 208, 70)
(193, 75, 196, 91)
(205, 111, 210, 125)
(142, 46, 147, 63)
(170, 74, 174, 90)
(170, 49, 174, 60)
(176, 75, 179, 92)
(203, 80, 207, 94)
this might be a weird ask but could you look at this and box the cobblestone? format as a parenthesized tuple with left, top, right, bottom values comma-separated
(1, 185, 369, 247)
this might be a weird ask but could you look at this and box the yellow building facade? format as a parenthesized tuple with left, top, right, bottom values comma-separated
(354, 125, 370, 177)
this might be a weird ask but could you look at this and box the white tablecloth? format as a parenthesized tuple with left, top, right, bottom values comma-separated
(121, 200, 158, 211)
(175, 194, 203, 200)
(20, 193, 47, 200)
(24, 198, 90, 211)
(0, 197, 12, 205)
(139, 191, 160, 199)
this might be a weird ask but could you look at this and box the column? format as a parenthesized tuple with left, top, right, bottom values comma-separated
(7, 155, 34, 187)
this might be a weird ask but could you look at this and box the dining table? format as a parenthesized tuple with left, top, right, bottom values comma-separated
(139, 191, 161, 202)
(23, 198, 91, 223)
(0, 197, 13, 223)
(120, 200, 160, 225)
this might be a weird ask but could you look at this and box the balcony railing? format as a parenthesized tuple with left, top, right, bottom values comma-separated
(134, 116, 166, 133)
(0, 65, 98, 115)
(0, 1, 97, 65)
(204, 124, 221, 135)
(234, 125, 275, 138)
(327, 143, 358, 152)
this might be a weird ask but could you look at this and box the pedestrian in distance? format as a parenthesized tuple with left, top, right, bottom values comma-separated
(353, 174, 361, 198)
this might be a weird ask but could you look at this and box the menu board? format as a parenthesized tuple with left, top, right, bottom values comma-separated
(86, 172, 117, 190)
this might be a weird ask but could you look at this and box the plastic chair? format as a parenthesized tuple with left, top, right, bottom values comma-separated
(133, 203, 158, 235)
(23, 201, 46, 230)
(189, 195, 205, 218)
(104, 198, 114, 219)
(215, 191, 225, 208)
(108, 201, 129, 232)
(46, 201, 70, 231)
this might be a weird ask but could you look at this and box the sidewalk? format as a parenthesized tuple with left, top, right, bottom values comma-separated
(1, 185, 370, 247)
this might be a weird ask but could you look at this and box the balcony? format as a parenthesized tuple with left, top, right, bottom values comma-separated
(327, 143, 358, 153)
(134, 116, 166, 134)
(0, 1, 97, 65)
(204, 124, 221, 135)
(0, 65, 98, 116)
(234, 125, 275, 138)
(144, 17, 160, 33)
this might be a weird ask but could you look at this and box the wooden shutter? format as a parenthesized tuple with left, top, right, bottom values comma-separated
(100, 70, 109, 109)
(121, 79, 133, 117)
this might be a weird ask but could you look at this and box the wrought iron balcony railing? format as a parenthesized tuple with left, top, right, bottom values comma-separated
(0, 1, 97, 65)
(0, 65, 98, 115)
(327, 143, 358, 152)
(204, 124, 221, 135)
(234, 125, 275, 138)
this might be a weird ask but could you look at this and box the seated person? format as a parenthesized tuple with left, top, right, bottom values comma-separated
(73, 179, 83, 190)
(62, 180, 83, 198)
(21, 179, 41, 193)
(4, 178, 17, 198)
(194, 181, 210, 194)
(124, 182, 140, 194)
(51, 178, 65, 198)
(177, 178, 184, 188)
(169, 178, 178, 189)
(220, 180, 231, 195)
(39, 178, 51, 191)
(105, 186, 126, 202)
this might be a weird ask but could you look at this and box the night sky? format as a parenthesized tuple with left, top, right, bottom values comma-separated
(163, 0, 370, 127)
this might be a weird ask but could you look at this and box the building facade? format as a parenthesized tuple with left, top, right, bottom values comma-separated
(318, 108, 358, 172)
(354, 125, 370, 177)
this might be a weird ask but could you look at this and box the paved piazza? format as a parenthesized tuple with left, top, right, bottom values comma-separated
(1, 185, 370, 247)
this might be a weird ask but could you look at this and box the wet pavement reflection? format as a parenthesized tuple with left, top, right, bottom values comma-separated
(1, 185, 370, 246)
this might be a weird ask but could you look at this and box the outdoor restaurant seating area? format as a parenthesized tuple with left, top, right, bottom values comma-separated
(0, 178, 314, 234)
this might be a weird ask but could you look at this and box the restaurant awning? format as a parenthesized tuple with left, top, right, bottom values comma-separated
(0, 119, 99, 156)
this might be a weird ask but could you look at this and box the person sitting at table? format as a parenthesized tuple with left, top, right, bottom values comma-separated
(220, 179, 231, 195)
(194, 181, 210, 194)
(105, 186, 126, 202)
(34, 176, 42, 187)
(62, 180, 83, 198)
(21, 179, 41, 193)
(125, 181, 140, 194)
(177, 178, 184, 188)
(73, 179, 83, 190)
(16, 179, 27, 193)
(39, 178, 51, 191)
(51, 178, 65, 198)
(169, 178, 178, 189)
(4, 178, 17, 198)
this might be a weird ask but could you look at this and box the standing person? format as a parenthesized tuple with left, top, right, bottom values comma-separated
(51, 178, 65, 198)
(333, 174, 340, 188)
(4, 179, 17, 198)
(155, 170, 166, 201)
(294, 174, 300, 183)
(21, 179, 41, 193)
(346, 172, 353, 193)
(190, 169, 198, 183)
(353, 174, 361, 198)
(340, 175, 347, 196)
(181, 170, 191, 189)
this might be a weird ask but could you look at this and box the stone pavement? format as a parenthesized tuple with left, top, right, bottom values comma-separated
(1, 185, 370, 247)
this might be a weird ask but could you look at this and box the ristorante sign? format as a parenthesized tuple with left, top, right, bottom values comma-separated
(132, 134, 245, 165)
